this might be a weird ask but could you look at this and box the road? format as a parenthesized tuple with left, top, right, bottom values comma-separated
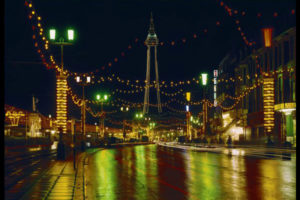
(5, 143, 296, 200)
(83, 144, 296, 200)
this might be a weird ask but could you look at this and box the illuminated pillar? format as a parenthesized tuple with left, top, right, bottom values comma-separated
(56, 74, 68, 134)
(263, 75, 275, 137)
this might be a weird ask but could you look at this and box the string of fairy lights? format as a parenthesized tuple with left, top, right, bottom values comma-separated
(24, 0, 295, 79)
(24, 0, 295, 123)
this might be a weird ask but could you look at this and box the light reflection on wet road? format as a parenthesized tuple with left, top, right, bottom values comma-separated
(85, 144, 296, 200)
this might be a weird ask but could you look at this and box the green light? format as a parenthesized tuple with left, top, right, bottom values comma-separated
(49, 29, 56, 40)
(201, 73, 208, 86)
(104, 95, 108, 100)
(68, 29, 74, 41)
(136, 114, 139, 118)
(96, 94, 100, 100)
(140, 114, 143, 118)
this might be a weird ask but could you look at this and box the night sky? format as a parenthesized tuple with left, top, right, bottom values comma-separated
(4, 0, 296, 124)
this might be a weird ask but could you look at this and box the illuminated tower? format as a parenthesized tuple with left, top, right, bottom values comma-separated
(143, 13, 162, 114)
(56, 72, 68, 134)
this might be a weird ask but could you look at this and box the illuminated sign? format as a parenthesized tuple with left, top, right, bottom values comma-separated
(186, 92, 191, 102)
(262, 28, 273, 48)
(5, 111, 25, 126)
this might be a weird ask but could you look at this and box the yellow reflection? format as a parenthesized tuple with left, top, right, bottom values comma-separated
(28, 146, 42, 151)
(187, 152, 221, 200)
(260, 160, 281, 200)
(280, 160, 296, 199)
(134, 145, 147, 199)
(95, 150, 117, 200)
(220, 155, 247, 199)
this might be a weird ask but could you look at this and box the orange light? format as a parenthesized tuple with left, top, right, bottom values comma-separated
(262, 28, 273, 47)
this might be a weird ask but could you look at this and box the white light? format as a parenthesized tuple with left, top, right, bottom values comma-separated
(280, 108, 296, 115)
(186, 105, 189, 112)
(51, 130, 55, 135)
(68, 29, 74, 40)
(49, 29, 56, 40)
(86, 76, 91, 83)
(76, 76, 80, 82)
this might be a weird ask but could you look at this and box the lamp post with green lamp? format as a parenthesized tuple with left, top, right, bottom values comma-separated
(96, 94, 109, 138)
(135, 112, 143, 140)
(120, 106, 130, 142)
(48, 27, 75, 158)
(201, 73, 208, 136)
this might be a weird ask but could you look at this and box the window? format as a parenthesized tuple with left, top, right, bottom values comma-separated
(284, 41, 290, 64)
(292, 72, 295, 101)
(278, 44, 282, 66)
(290, 36, 295, 60)
(269, 51, 273, 71)
(264, 52, 268, 72)
(274, 46, 278, 69)
(243, 68, 246, 84)
(278, 77, 282, 103)
(284, 75, 290, 102)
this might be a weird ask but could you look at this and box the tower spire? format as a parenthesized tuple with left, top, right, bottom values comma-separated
(148, 12, 155, 35)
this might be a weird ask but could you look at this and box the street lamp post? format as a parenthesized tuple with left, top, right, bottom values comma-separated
(96, 94, 109, 138)
(135, 112, 143, 139)
(201, 73, 208, 137)
(49, 28, 75, 135)
(186, 92, 191, 141)
(75, 76, 91, 137)
(120, 106, 129, 142)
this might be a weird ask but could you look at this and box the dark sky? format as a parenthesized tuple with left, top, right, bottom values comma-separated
(4, 0, 296, 123)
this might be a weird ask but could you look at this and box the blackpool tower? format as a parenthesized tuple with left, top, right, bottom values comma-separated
(143, 13, 162, 114)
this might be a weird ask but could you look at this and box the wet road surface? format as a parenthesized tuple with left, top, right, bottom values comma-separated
(83, 144, 296, 200)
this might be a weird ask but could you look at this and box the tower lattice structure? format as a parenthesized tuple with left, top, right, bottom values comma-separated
(143, 13, 162, 114)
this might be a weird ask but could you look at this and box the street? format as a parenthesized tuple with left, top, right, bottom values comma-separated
(5, 144, 296, 200)
(83, 144, 296, 200)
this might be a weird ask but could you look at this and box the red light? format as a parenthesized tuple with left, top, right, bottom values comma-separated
(242, 11, 246, 16)
(220, 1, 224, 6)
(257, 13, 262, 17)
(216, 21, 220, 26)
(193, 34, 197, 38)
(128, 45, 132, 49)
(160, 42, 164, 46)
(291, 9, 295, 15)
(171, 41, 175, 46)
(121, 52, 125, 56)
(274, 12, 278, 17)
(114, 58, 118, 62)
(108, 62, 112, 67)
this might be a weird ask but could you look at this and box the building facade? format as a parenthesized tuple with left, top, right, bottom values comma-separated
(234, 27, 296, 146)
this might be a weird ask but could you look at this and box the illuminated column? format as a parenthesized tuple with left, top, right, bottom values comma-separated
(263, 75, 275, 137)
(56, 74, 68, 134)
(186, 92, 191, 140)
(213, 70, 218, 107)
